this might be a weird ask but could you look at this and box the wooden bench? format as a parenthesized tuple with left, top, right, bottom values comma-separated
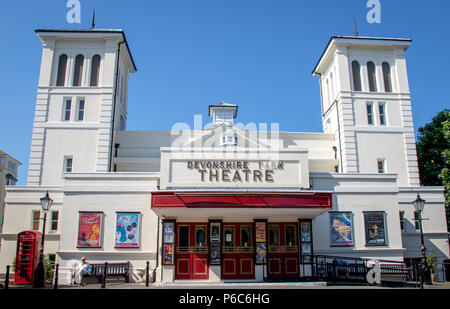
(84, 262, 131, 283)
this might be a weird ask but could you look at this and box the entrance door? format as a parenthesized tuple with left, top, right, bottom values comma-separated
(221, 223, 255, 280)
(267, 223, 300, 279)
(175, 223, 209, 280)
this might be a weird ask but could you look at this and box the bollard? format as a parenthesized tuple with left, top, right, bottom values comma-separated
(53, 264, 59, 290)
(101, 262, 108, 289)
(5, 265, 10, 289)
(145, 261, 149, 287)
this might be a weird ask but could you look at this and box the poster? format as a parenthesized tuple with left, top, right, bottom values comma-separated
(256, 243, 267, 264)
(302, 243, 312, 263)
(115, 213, 140, 248)
(164, 222, 175, 243)
(364, 212, 386, 246)
(330, 212, 353, 247)
(164, 244, 174, 265)
(77, 212, 102, 248)
(301, 222, 311, 242)
(210, 223, 221, 243)
(255, 222, 266, 243)
(210, 244, 221, 264)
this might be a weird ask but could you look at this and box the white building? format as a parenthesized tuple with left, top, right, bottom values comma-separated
(0, 150, 22, 236)
(0, 29, 448, 285)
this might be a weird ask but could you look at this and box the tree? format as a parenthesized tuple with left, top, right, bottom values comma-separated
(416, 109, 450, 231)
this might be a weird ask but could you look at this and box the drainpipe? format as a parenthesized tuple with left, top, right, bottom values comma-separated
(108, 40, 125, 172)
(154, 217, 160, 283)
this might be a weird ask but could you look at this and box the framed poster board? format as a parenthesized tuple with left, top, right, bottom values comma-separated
(210, 244, 221, 265)
(364, 212, 387, 246)
(330, 212, 353, 247)
(163, 244, 174, 265)
(115, 213, 140, 248)
(300, 222, 311, 242)
(256, 243, 267, 264)
(164, 222, 175, 244)
(302, 243, 312, 263)
(77, 212, 103, 248)
(210, 222, 221, 243)
(255, 222, 266, 243)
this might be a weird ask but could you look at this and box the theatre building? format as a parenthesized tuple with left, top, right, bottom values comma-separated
(0, 29, 449, 285)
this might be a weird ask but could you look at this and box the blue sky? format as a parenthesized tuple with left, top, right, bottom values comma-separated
(0, 0, 449, 185)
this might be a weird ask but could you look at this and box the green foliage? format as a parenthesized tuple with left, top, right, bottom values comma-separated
(44, 256, 55, 283)
(426, 250, 439, 274)
(417, 109, 450, 231)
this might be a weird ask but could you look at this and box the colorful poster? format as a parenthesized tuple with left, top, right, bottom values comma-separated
(302, 243, 312, 263)
(164, 244, 174, 265)
(77, 212, 102, 248)
(364, 212, 386, 246)
(255, 222, 266, 243)
(115, 213, 140, 248)
(301, 222, 311, 242)
(256, 243, 267, 264)
(330, 212, 353, 247)
(210, 244, 221, 264)
(164, 222, 175, 243)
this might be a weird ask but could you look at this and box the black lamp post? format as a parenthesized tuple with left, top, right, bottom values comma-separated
(412, 193, 426, 289)
(33, 191, 53, 288)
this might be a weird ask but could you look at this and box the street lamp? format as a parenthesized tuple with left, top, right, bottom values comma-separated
(32, 191, 53, 288)
(412, 193, 426, 289)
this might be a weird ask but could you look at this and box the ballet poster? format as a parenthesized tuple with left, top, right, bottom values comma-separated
(77, 212, 103, 248)
(115, 213, 140, 248)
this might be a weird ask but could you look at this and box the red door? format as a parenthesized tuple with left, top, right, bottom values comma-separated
(175, 223, 209, 280)
(222, 223, 255, 280)
(267, 223, 300, 279)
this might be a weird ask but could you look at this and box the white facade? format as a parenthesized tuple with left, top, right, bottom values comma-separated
(0, 30, 448, 285)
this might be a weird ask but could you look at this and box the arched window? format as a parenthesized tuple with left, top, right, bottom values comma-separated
(351, 61, 362, 91)
(382, 62, 392, 93)
(56, 55, 68, 86)
(73, 55, 84, 86)
(90, 55, 101, 86)
(367, 61, 377, 92)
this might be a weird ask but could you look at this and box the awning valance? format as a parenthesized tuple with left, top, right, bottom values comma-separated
(151, 191, 332, 209)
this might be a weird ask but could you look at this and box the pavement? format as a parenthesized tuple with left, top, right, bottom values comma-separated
(3, 280, 450, 289)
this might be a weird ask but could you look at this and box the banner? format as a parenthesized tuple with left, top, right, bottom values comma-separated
(364, 212, 386, 246)
(77, 212, 102, 248)
(115, 213, 140, 248)
(330, 212, 353, 247)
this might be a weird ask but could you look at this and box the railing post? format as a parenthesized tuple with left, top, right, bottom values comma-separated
(5, 265, 10, 289)
(53, 264, 59, 289)
(101, 262, 108, 289)
(145, 261, 149, 287)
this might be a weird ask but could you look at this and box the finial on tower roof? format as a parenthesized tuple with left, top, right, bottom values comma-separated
(90, 9, 96, 30)
(354, 19, 359, 37)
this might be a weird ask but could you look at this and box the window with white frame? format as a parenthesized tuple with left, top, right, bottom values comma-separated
(32, 210, 40, 230)
(63, 98, 72, 121)
(352, 61, 362, 91)
(379, 103, 386, 126)
(77, 99, 85, 121)
(366, 103, 374, 125)
(377, 159, 385, 173)
(399, 211, 405, 231)
(50, 211, 59, 232)
(64, 156, 73, 173)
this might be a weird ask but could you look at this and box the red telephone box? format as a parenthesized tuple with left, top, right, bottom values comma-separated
(14, 231, 42, 285)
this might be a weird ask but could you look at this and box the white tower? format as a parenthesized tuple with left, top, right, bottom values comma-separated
(313, 36, 420, 186)
(28, 29, 136, 186)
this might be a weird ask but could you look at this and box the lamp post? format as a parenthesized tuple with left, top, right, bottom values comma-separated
(412, 193, 426, 289)
(32, 191, 53, 288)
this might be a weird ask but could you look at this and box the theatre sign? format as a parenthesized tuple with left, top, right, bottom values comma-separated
(159, 147, 310, 190)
